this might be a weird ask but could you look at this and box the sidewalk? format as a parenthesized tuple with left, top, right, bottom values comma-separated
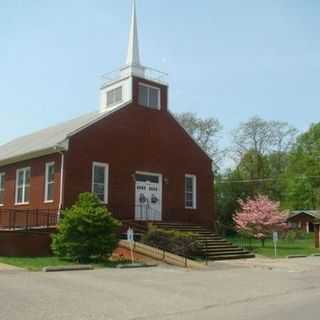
(210, 255, 320, 273)
(0, 262, 21, 271)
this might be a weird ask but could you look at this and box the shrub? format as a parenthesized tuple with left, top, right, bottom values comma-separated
(142, 225, 202, 258)
(52, 193, 121, 262)
(285, 229, 309, 242)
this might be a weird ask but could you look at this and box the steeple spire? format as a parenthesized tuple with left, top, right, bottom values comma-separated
(99, 0, 168, 113)
(126, 0, 141, 66)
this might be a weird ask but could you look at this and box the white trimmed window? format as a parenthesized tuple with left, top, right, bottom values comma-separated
(185, 175, 197, 209)
(92, 162, 109, 204)
(138, 83, 160, 109)
(15, 167, 31, 205)
(45, 162, 55, 203)
(0, 173, 5, 206)
(107, 86, 122, 107)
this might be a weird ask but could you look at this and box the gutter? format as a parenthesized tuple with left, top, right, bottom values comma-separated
(58, 151, 65, 219)
(0, 147, 65, 168)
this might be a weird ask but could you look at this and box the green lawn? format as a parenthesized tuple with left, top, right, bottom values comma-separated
(0, 256, 128, 271)
(0, 256, 75, 271)
(227, 234, 320, 258)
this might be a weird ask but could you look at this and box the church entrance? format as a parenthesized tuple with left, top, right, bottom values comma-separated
(135, 172, 162, 221)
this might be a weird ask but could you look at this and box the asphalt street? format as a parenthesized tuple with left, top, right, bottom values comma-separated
(0, 257, 320, 320)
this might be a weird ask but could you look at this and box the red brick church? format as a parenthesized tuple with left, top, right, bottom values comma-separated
(0, 1, 215, 230)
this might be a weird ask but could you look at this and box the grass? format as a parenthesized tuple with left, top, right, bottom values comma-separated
(0, 256, 75, 271)
(227, 234, 320, 258)
(0, 256, 130, 271)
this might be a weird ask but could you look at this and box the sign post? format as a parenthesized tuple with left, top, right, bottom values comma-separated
(314, 223, 320, 249)
(272, 231, 278, 257)
(127, 227, 135, 264)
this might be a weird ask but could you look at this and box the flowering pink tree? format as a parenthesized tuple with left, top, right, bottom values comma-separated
(233, 195, 288, 246)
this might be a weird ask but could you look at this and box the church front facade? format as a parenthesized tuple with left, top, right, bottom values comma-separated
(0, 1, 215, 228)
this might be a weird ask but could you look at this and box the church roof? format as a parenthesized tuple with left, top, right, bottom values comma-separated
(288, 210, 320, 221)
(0, 104, 127, 166)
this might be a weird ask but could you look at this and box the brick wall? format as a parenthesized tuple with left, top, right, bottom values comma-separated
(0, 77, 216, 226)
(0, 229, 55, 257)
(64, 80, 215, 225)
(0, 154, 61, 210)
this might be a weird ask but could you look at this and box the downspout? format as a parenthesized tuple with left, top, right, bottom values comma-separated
(58, 151, 65, 220)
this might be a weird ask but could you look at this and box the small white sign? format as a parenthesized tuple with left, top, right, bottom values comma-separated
(127, 227, 134, 243)
(127, 227, 135, 264)
(272, 231, 278, 257)
(273, 232, 278, 243)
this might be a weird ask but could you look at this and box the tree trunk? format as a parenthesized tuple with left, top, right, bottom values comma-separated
(261, 238, 265, 247)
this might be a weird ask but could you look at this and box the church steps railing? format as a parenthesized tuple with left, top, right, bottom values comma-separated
(0, 209, 58, 231)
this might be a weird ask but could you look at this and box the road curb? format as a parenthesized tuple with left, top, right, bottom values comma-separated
(42, 265, 94, 272)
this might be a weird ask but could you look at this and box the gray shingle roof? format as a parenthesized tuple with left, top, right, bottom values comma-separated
(288, 210, 320, 221)
(0, 104, 127, 166)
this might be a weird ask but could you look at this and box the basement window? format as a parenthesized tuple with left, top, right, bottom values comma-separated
(138, 83, 160, 109)
(15, 167, 31, 205)
(92, 162, 109, 204)
(107, 86, 123, 107)
(44, 162, 55, 203)
(185, 175, 197, 209)
(0, 173, 5, 206)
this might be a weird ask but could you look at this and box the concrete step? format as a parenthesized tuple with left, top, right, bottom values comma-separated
(209, 253, 255, 261)
(200, 241, 233, 245)
(204, 246, 242, 251)
(161, 228, 212, 233)
(154, 223, 206, 228)
(196, 233, 220, 236)
(202, 247, 244, 253)
(206, 250, 251, 257)
(204, 247, 248, 253)
(199, 238, 225, 242)
(143, 222, 255, 261)
(154, 225, 212, 232)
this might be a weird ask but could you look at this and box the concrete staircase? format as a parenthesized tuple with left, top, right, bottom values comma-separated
(152, 223, 255, 261)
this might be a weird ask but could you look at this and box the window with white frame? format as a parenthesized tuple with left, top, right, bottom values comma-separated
(92, 162, 109, 203)
(138, 83, 160, 109)
(185, 175, 197, 209)
(0, 173, 5, 205)
(107, 86, 122, 107)
(45, 162, 55, 202)
(15, 167, 31, 205)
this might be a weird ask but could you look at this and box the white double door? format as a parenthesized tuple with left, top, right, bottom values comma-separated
(135, 173, 162, 221)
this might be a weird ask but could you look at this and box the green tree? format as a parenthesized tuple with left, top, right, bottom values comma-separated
(285, 176, 317, 210)
(284, 123, 320, 209)
(174, 112, 223, 169)
(52, 193, 121, 262)
(215, 169, 253, 233)
(216, 116, 298, 229)
(231, 116, 297, 182)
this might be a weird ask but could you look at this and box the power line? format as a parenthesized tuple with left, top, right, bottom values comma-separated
(216, 175, 320, 184)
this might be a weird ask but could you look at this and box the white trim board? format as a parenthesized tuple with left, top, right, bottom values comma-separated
(92, 162, 109, 204)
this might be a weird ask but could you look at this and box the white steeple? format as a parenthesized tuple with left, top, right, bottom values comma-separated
(126, 0, 140, 66)
(100, 0, 168, 113)
(121, 0, 145, 78)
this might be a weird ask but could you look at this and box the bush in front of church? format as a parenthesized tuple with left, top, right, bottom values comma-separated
(52, 193, 121, 263)
(142, 225, 202, 259)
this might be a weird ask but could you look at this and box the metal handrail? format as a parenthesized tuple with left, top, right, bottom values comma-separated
(0, 208, 58, 231)
(101, 65, 169, 86)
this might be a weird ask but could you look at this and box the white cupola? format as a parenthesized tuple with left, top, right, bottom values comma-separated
(99, 0, 168, 113)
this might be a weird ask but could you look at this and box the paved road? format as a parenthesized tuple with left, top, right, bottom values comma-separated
(0, 257, 320, 320)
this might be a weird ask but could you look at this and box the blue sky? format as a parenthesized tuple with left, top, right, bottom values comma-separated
(0, 0, 319, 147)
